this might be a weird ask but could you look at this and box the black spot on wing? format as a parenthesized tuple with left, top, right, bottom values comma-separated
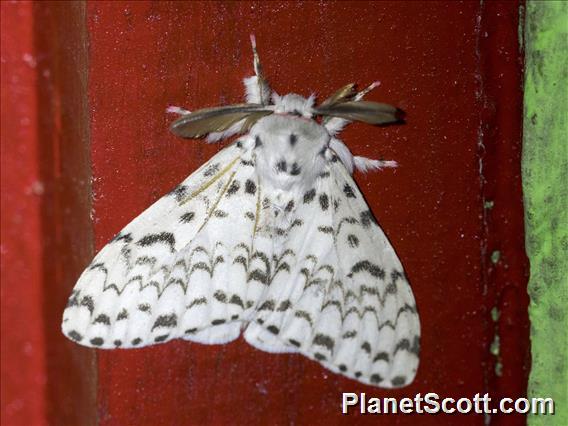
(343, 184, 356, 198)
(294, 310, 313, 327)
(392, 270, 406, 281)
(138, 303, 151, 314)
(154, 334, 169, 342)
(229, 295, 244, 308)
(248, 269, 268, 284)
(188, 297, 207, 309)
(66, 291, 79, 308)
(303, 189, 316, 203)
(347, 234, 359, 248)
(394, 339, 410, 354)
(285, 200, 295, 212)
(349, 260, 385, 279)
(137, 232, 176, 252)
(90, 337, 104, 346)
(319, 194, 329, 211)
(255, 135, 263, 148)
(203, 163, 220, 177)
(314, 353, 327, 361)
(370, 374, 383, 384)
(411, 336, 420, 355)
(80, 296, 94, 314)
(360, 210, 376, 228)
(152, 314, 177, 331)
(227, 180, 240, 196)
(277, 300, 292, 311)
(391, 376, 407, 387)
(68, 330, 83, 342)
(131, 338, 142, 345)
(276, 160, 287, 173)
(245, 179, 256, 195)
(317, 226, 334, 234)
(290, 162, 301, 176)
(267, 325, 279, 335)
(259, 300, 275, 311)
(373, 352, 390, 363)
(289, 339, 301, 347)
(111, 232, 133, 243)
(213, 291, 227, 303)
(313, 334, 335, 352)
(180, 212, 195, 223)
(116, 309, 128, 321)
(170, 185, 188, 202)
(361, 341, 372, 354)
(93, 314, 110, 325)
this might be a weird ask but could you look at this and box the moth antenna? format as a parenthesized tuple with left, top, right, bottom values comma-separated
(250, 34, 263, 79)
(354, 81, 381, 101)
(323, 82, 382, 134)
(245, 34, 271, 105)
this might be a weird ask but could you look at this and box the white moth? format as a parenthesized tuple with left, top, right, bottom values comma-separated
(62, 36, 420, 388)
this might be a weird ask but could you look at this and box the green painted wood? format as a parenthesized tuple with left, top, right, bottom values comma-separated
(523, 1, 568, 424)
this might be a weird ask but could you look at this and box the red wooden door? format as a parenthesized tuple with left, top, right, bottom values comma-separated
(2, 1, 528, 425)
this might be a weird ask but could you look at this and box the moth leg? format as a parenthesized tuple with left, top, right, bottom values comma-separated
(353, 156, 398, 172)
(166, 106, 191, 116)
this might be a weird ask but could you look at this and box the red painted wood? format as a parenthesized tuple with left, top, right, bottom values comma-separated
(31, 3, 98, 425)
(1, 3, 47, 425)
(84, 1, 528, 425)
(2, 2, 96, 426)
(478, 3, 530, 425)
(1, 1, 528, 425)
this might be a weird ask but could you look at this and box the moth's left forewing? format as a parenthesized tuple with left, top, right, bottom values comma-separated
(330, 162, 421, 387)
(244, 159, 420, 388)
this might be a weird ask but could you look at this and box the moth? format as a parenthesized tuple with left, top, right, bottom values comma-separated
(62, 36, 420, 389)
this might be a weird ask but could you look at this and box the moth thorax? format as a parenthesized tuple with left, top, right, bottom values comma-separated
(251, 115, 329, 191)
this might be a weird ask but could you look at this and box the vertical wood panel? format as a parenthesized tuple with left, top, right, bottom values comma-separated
(82, 1, 528, 424)
(1, 2, 97, 425)
(31, 2, 98, 425)
(1, 3, 47, 424)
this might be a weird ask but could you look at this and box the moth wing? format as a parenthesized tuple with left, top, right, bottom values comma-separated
(244, 161, 420, 388)
(62, 143, 264, 349)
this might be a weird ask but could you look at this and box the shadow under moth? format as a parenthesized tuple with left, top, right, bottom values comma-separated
(62, 36, 420, 389)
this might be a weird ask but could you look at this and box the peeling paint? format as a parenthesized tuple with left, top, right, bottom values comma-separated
(523, 1, 568, 424)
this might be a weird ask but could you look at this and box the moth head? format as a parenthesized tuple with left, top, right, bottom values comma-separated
(169, 36, 403, 141)
(272, 93, 315, 119)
